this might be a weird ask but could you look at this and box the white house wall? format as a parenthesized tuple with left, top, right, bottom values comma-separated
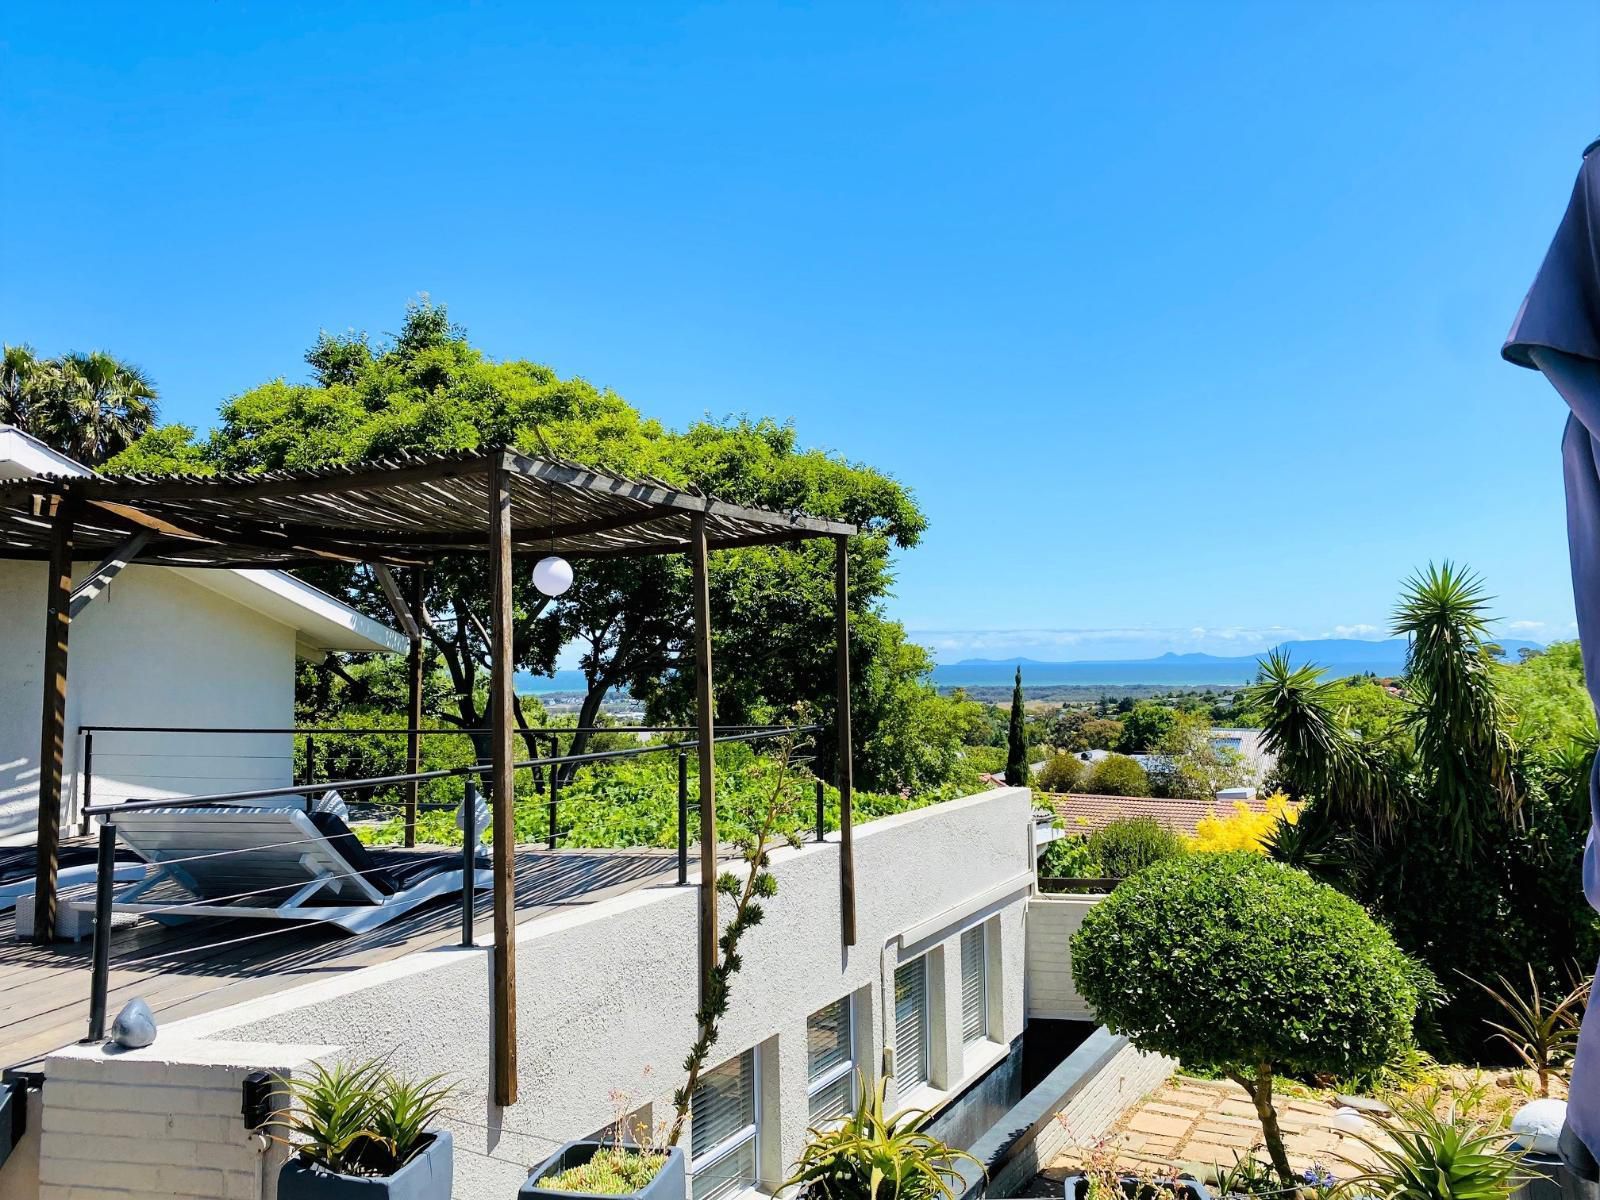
(165, 787, 1036, 1200)
(0, 562, 297, 845)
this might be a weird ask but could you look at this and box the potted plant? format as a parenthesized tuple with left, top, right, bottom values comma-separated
(273, 1058, 455, 1199)
(1060, 1128, 1209, 1200)
(785, 1073, 981, 1200)
(521, 1092, 685, 1200)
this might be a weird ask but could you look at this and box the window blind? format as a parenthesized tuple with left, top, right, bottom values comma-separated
(894, 956, 929, 1088)
(960, 926, 987, 1044)
(807, 998, 851, 1081)
(691, 1049, 757, 1200)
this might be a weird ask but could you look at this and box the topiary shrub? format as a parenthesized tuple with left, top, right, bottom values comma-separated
(1084, 754, 1150, 797)
(1070, 853, 1421, 1186)
(1084, 817, 1185, 877)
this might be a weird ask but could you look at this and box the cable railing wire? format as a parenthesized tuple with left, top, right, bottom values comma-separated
(76, 724, 814, 1042)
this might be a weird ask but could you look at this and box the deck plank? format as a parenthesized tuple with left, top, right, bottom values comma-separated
(0, 848, 689, 1071)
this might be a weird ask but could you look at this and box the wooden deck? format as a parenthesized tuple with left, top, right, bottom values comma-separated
(0, 847, 690, 1071)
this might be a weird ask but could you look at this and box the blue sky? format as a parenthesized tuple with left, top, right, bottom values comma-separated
(4, 2, 1597, 663)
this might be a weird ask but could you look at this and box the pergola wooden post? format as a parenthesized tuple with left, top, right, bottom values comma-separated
(31, 497, 76, 943)
(404, 567, 425, 848)
(689, 511, 718, 996)
(487, 454, 519, 1107)
(834, 534, 855, 946)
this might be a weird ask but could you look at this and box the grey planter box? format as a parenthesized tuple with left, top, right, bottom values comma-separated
(279, 1131, 453, 1200)
(1064, 1175, 1211, 1200)
(520, 1140, 686, 1200)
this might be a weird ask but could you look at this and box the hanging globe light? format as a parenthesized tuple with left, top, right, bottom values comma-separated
(533, 555, 573, 597)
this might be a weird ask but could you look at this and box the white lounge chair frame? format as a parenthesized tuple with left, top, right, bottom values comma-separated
(71, 798, 491, 936)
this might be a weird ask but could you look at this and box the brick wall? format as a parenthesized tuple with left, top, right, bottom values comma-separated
(38, 1039, 326, 1200)
(986, 1036, 1173, 1197)
(1025, 893, 1104, 1021)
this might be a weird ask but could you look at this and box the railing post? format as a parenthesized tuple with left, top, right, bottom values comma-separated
(302, 735, 316, 787)
(546, 734, 559, 851)
(83, 821, 116, 1042)
(79, 729, 94, 836)
(816, 778, 826, 842)
(678, 751, 689, 885)
(461, 779, 477, 947)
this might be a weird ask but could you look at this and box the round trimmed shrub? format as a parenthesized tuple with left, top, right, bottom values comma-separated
(1070, 853, 1421, 1182)
(1083, 753, 1150, 797)
(1084, 817, 1185, 878)
(1036, 752, 1085, 793)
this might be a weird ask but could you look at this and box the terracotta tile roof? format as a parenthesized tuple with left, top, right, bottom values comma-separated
(1042, 792, 1268, 838)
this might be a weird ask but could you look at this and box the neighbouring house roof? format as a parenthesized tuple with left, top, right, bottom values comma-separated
(1042, 791, 1270, 838)
(0, 425, 405, 656)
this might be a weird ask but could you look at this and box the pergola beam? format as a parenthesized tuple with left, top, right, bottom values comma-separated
(835, 534, 856, 946)
(487, 454, 519, 1107)
(68, 529, 151, 618)
(689, 512, 718, 999)
(31, 497, 75, 942)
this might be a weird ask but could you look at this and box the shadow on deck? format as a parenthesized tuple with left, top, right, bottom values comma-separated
(0, 847, 686, 1071)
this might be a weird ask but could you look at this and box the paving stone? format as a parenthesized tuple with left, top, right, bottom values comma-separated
(1129, 1113, 1193, 1138)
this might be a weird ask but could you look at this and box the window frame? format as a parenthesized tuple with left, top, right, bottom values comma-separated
(689, 1047, 760, 1200)
(893, 952, 932, 1089)
(959, 923, 988, 1046)
(805, 995, 857, 1124)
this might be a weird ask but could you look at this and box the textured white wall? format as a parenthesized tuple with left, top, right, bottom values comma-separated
(162, 788, 1036, 1199)
(1025, 893, 1106, 1022)
(0, 562, 296, 845)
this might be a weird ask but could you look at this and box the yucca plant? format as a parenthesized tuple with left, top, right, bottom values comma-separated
(271, 1058, 455, 1177)
(784, 1073, 981, 1200)
(1342, 1094, 1523, 1200)
(1464, 965, 1589, 1097)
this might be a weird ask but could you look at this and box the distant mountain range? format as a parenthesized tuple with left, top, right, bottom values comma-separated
(935, 637, 1544, 688)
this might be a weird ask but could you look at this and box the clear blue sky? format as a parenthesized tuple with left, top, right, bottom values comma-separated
(4, 2, 1597, 663)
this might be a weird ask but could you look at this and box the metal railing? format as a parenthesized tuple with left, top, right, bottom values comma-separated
(77, 723, 823, 1042)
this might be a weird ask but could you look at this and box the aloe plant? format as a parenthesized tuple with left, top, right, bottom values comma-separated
(784, 1073, 981, 1200)
(271, 1058, 455, 1177)
(1342, 1094, 1523, 1200)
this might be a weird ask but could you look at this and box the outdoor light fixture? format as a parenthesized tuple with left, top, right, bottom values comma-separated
(533, 555, 573, 597)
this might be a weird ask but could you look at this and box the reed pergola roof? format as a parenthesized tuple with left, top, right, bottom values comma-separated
(0, 447, 856, 568)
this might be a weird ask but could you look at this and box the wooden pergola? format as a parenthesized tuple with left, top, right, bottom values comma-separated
(0, 447, 859, 1106)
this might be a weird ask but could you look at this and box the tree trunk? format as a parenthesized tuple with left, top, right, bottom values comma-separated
(1231, 1065, 1297, 1191)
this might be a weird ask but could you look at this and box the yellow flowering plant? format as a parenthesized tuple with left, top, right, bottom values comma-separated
(1188, 793, 1298, 854)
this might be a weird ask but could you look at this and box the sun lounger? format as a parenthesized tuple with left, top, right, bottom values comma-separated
(66, 793, 492, 936)
(0, 842, 145, 914)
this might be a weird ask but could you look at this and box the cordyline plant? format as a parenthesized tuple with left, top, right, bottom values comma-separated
(1465, 964, 1590, 1097)
(666, 724, 810, 1148)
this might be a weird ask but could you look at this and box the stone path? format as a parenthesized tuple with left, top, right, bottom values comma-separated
(1025, 1075, 1387, 1197)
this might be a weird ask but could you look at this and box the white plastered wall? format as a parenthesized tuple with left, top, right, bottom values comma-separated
(0, 562, 297, 845)
(126, 787, 1038, 1200)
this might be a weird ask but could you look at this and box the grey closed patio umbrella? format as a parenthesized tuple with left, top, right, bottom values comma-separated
(1504, 136, 1600, 1174)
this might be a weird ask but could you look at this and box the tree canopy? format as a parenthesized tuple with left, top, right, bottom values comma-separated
(106, 299, 974, 793)
(2, 344, 158, 464)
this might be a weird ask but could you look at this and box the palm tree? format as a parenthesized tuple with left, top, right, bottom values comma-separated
(33, 350, 158, 465)
(1, 343, 41, 428)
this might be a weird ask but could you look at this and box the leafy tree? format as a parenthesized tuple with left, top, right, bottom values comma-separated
(1072, 854, 1422, 1185)
(1004, 667, 1029, 786)
(2, 345, 158, 464)
(1496, 641, 1595, 757)
(1035, 751, 1084, 793)
(1115, 702, 1177, 754)
(1084, 753, 1150, 797)
(106, 300, 966, 795)
(1146, 710, 1253, 799)
(1050, 708, 1123, 752)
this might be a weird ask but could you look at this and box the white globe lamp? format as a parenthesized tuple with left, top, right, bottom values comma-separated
(533, 555, 573, 598)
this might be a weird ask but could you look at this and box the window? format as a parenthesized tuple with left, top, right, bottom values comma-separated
(806, 996, 855, 1123)
(960, 926, 988, 1044)
(894, 955, 930, 1089)
(691, 1050, 757, 1200)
